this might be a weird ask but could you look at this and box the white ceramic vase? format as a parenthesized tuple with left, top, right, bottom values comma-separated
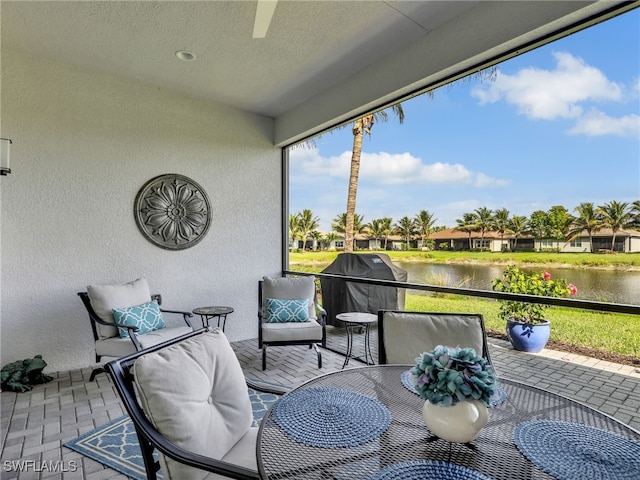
(422, 399, 489, 443)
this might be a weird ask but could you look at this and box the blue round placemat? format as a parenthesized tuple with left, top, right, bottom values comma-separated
(488, 384, 507, 407)
(401, 370, 507, 407)
(513, 420, 640, 480)
(272, 387, 392, 447)
(401, 369, 417, 393)
(367, 460, 494, 480)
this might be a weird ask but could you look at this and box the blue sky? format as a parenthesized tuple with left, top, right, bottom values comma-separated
(289, 9, 640, 232)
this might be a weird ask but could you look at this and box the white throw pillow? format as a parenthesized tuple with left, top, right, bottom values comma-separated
(87, 278, 152, 339)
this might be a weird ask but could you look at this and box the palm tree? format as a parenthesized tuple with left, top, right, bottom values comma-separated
(414, 210, 437, 249)
(509, 215, 529, 250)
(297, 209, 320, 251)
(323, 232, 339, 250)
(630, 200, 640, 229)
(474, 207, 494, 248)
(493, 208, 511, 250)
(288, 213, 302, 249)
(454, 212, 478, 250)
(366, 218, 387, 250)
(345, 105, 405, 253)
(394, 216, 416, 249)
(309, 230, 322, 251)
(597, 201, 632, 251)
(381, 217, 393, 250)
(566, 202, 602, 253)
(306, 69, 496, 255)
(332, 212, 365, 250)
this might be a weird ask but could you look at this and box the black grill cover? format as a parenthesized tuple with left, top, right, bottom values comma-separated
(320, 253, 407, 325)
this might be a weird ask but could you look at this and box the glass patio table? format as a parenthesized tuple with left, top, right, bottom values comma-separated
(257, 365, 640, 480)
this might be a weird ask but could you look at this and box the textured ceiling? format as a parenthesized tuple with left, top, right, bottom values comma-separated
(1, 1, 634, 144)
(1, 1, 475, 116)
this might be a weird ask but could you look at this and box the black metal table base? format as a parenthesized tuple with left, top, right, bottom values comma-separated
(342, 322, 374, 369)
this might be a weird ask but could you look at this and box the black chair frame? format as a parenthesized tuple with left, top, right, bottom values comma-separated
(377, 309, 493, 365)
(106, 329, 288, 480)
(78, 291, 195, 381)
(257, 280, 327, 371)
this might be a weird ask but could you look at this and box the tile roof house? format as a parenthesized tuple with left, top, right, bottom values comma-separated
(429, 228, 640, 253)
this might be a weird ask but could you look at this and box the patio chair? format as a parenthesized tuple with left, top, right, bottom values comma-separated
(106, 328, 288, 480)
(79, 277, 196, 381)
(258, 276, 326, 370)
(377, 310, 492, 365)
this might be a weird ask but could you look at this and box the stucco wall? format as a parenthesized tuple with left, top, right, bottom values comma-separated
(0, 51, 282, 372)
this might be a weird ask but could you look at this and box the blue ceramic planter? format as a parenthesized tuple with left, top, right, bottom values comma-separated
(506, 320, 550, 353)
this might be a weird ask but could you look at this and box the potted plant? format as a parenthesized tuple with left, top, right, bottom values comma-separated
(492, 265, 577, 353)
(411, 345, 496, 443)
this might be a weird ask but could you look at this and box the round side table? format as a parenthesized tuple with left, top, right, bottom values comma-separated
(192, 306, 234, 331)
(336, 312, 377, 369)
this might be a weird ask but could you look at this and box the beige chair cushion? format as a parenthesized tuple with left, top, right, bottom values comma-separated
(94, 326, 195, 361)
(133, 329, 253, 480)
(261, 320, 323, 343)
(94, 336, 137, 359)
(262, 276, 317, 322)
(87, 278, 152, 339)
(136, 326, 194, 350)
(381, 312, 485, 364)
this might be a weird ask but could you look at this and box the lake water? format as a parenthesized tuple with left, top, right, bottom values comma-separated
(395, 262, 640, 306)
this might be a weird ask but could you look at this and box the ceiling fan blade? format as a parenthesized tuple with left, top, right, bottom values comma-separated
(253, 0, 278, 38)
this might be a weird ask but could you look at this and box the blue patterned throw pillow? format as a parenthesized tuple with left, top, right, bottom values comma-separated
(266, 298, 310, 323)
(112, 300, 166, 338)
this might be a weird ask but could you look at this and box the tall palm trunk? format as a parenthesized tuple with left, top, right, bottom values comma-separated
(346, 115, 371, 253)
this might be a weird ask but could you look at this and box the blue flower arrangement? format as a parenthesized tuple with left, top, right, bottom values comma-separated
(411, 345, 497, 407)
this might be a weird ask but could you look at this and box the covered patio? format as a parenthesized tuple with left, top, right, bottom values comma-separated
(2, 1, 640, 477)
(1, 333, 639, 479)
(2, 0, 638, 374)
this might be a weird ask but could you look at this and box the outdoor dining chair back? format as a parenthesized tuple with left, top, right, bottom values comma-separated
(106, 328, 287, 480)
(377, 310, 492, 365)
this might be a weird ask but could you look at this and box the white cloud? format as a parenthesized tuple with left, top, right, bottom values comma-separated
(567, 109, 640, 138)
(630, 77, 640, 99)
(290, 148, 510, 187)
(472, 51, 623, 120)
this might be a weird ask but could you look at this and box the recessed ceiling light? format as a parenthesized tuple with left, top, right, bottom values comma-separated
(175, 50, 196, 61)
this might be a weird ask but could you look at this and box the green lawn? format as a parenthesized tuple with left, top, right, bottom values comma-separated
(290, 250, 640, 269)
(404, 293, 639, 358)
(289, 250, 640, 360)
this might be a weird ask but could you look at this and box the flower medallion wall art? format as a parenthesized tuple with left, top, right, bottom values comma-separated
(134, 174, 212, 250)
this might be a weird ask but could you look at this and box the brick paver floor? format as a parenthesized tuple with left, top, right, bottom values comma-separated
(2, 334, 639, 479)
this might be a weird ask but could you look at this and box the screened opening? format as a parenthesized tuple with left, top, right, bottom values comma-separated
(284, 9, 640, 363)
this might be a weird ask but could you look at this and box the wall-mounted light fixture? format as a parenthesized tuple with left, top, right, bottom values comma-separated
(0, 138, 12, 176)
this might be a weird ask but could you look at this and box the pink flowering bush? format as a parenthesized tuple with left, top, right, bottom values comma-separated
(492, 265, 577, 325)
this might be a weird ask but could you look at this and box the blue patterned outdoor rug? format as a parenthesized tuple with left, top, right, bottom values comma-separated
(401, 370, 507, 407)
(272, 386, 392, 448)
(513, 420, 640, 480)
(367, 460, 494, 480)
(64, 387, 280, 480)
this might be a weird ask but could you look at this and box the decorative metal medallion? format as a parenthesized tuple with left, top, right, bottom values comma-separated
(134, 174, 211, 250)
